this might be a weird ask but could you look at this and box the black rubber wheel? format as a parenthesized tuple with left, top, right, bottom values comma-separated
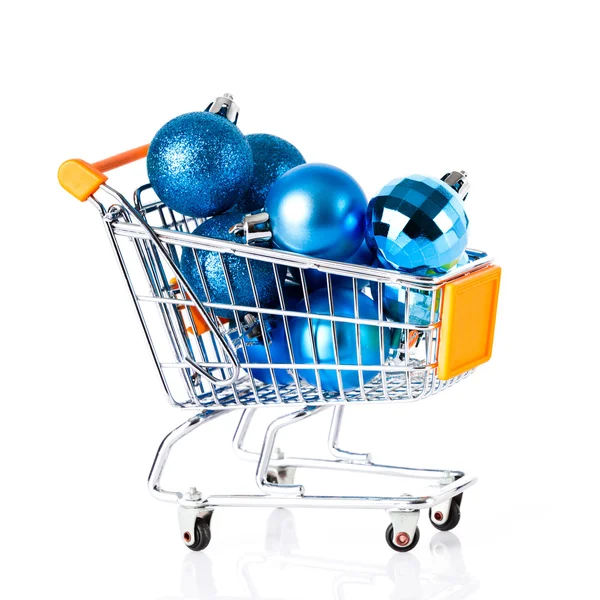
(185, 517, 212, 552)
(429, 495, 461, 532)
(385, 523, 421, 552)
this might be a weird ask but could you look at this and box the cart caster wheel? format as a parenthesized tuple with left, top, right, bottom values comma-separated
(429, 495, 462, 532)
(385, 524, 421, 552)
(183, 517, 211, 552)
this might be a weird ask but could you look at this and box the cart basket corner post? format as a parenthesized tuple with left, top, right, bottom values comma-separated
(58, 140, 500, 553)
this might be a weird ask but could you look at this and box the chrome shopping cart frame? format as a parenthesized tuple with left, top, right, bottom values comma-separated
(59, 134, 501, 553)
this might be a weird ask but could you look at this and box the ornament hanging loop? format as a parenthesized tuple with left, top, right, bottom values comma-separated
(441, 170, 470, 201)
(205, 93, 240, 124)
(229, 212, 273, 245)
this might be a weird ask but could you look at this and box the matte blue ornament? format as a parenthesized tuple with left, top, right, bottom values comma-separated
(365, 174, 469, 274)
(265, 163, 367, 261)
(147, 111, 253, 218)
(290, 241, 375, 292)
(236, 134, 305, 214)
(290, 288, 390, 392)
(180, 212, 284, 319)
(237, 321, 294, 386)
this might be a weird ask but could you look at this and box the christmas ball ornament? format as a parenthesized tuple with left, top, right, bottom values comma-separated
(370, 269, 440, 327)
(290, 288, 390, 392)
(237, 321, 294, 386)
(264, 163, 367, 261)
(147, 110, 253, 218)
(290, 241, 375, 292)
(236, 134, 305, 214)
(365, 172, 469, 274)
(180, 212, 284, 319)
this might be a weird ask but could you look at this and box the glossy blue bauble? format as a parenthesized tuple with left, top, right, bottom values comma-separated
(237, 321, 294, 386)
(147, 112, 253, 218)
(265, 163, 367, 261)
(180, 212, 284, 319)
(370, 268, 440, 328)
(290, 288, 390, 392)
(366, 175, 469, 274)
(236, 134, 305, 214)
(290, 241, 375, 292)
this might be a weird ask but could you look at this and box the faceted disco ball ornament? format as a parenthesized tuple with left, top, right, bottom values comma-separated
(365, 174, 469, 274)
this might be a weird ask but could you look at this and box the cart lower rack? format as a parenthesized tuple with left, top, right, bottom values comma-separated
(59, 142, 500, 553)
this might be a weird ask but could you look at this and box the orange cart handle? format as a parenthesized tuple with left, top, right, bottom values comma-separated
(58, 144, 149, 201)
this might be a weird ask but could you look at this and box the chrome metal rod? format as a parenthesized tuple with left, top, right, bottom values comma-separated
(101, 184, 240, 386)
(255, 406, 327, 496)
(197, 474, 476, 510)
(233, 408, 259, 462)
(148, 409, 225, 503)
(327, 406, 372, 463)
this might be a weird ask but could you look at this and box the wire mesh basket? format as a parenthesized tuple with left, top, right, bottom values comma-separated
(98, 182, 495, 410)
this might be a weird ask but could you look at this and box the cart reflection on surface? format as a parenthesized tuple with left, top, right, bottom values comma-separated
(162, 509, 479, 600)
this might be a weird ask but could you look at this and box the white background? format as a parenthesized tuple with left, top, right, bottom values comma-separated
(2, 1, 599, 598)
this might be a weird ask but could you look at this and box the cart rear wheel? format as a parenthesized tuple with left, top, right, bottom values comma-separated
(184, 517, 212, 552)
(385, 523, 420, 552)
(429, 495, 462, 531)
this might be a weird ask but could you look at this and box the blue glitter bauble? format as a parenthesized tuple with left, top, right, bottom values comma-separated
(365, 175, 469, 274)
(236, 134, 305, 214)
(290, 288, 390, 392)
(147, 112, 253, 218)
(265, 163, 367, 261)
(237, 321, 294, 386)
(180, 212, 284, 319)
(290, 241, 375, 292)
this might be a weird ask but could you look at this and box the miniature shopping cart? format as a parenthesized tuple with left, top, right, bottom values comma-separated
(58, 113, 500, 553)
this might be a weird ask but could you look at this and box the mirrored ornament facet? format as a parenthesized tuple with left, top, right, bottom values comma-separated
(365, 175, 469, 274)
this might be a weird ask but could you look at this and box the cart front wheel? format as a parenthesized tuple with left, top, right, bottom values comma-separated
(385, 523, 420, 552)
(429, 495, 462, 532)
(183, 517, 212, 552)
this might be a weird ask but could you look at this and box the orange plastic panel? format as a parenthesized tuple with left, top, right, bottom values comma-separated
(437, 265, 501, 380)
(57, 159, 107, 201)
(169, 278, 229, 334)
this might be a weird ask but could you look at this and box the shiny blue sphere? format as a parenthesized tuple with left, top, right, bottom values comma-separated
(237, 322, 294, 386)
(370, 273, 439, 328)
(290, 241, 375, 292)
(265, 163, 367, 261)
(147, 112, 253, 218)
(236, 134, 305, 214)
(290, 288, 390, 392)
(180, 212, 284, 319)
(366, 175, 469, 274)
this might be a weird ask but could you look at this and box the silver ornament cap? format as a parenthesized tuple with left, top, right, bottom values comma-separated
(205, 93, 240, 124)
(441, 170, 470, 200)
(229, 212, 272, 244)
